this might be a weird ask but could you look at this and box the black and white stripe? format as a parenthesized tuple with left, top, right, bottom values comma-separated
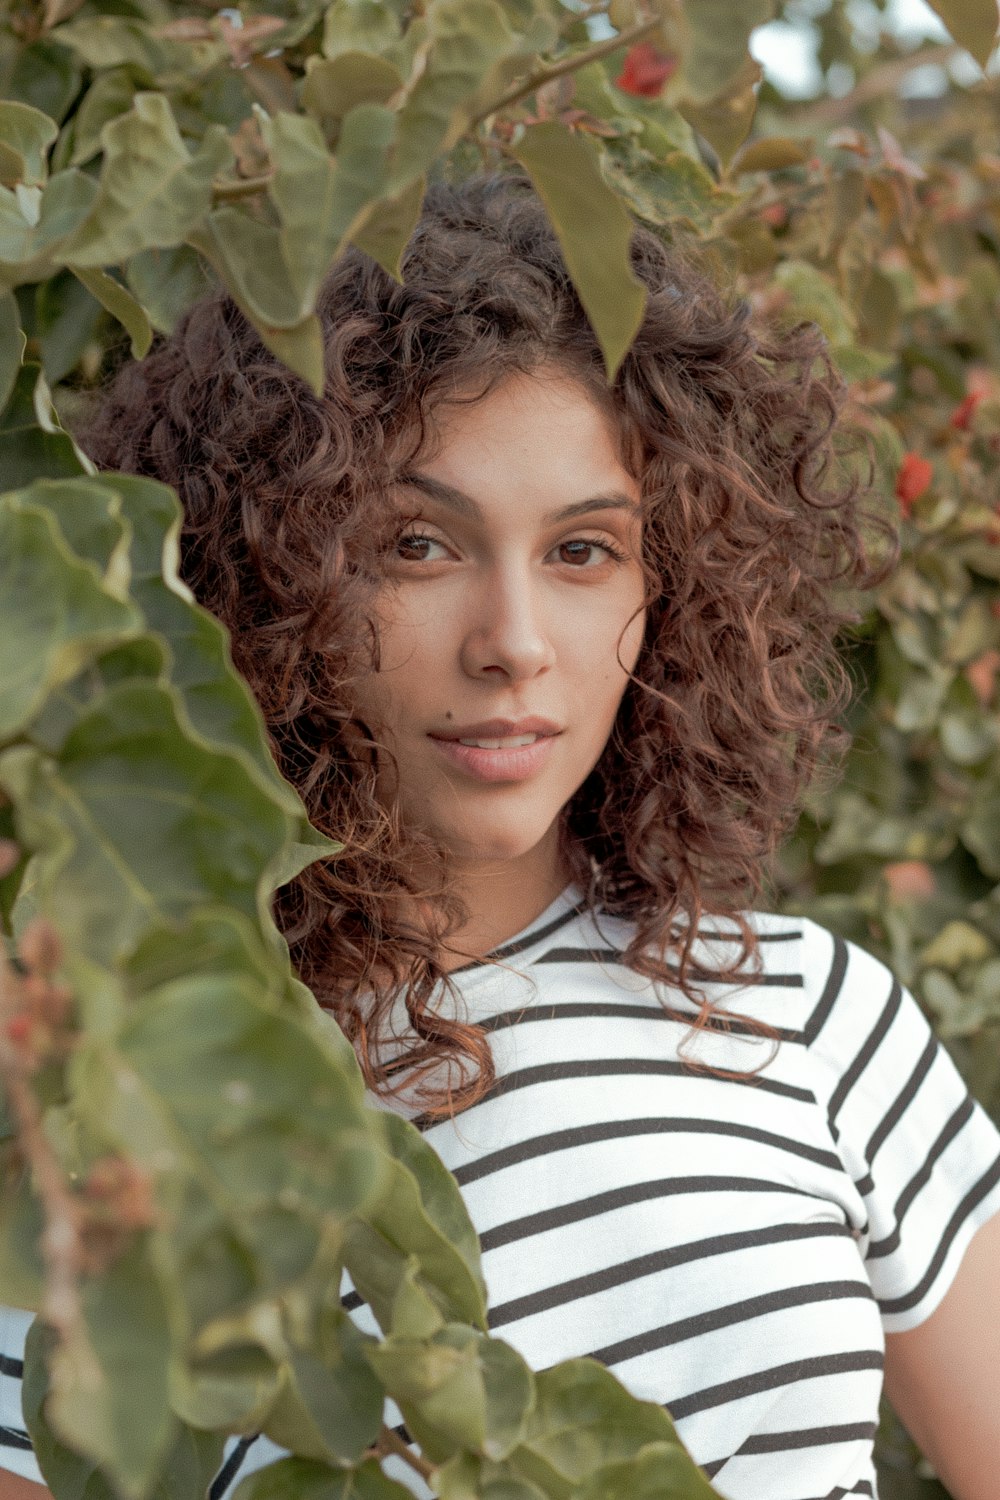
(2, 888, 999, 1500)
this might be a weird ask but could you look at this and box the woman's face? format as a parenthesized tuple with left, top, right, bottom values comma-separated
(351, 368, 647, 876)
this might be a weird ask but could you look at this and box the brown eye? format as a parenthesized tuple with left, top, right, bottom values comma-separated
(556, 538, 628, 566)
(394, 532, 447, 562)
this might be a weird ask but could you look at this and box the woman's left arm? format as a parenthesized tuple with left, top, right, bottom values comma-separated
(883, 1207, 1000, 1500)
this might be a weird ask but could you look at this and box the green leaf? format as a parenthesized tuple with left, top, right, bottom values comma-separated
(191, 208, 305, 329)
(390, 0, 516, 188)
(0, 497, 139, 741)
(4, 476, 133, 591)
(233, 1456, 412, 1500)
(919, 920, 994, 970)
(100, 974, 381, 1221)
(263, 1316, 382, 1465)
(301, 52, 404, 130)
(349, 176, 425, 282)
(172, 1341, 284, 1431)
(517, 1359, 685, 1482)
(344, 1109, 486, 1333)
(125, 244, 213, 335)
(6, 40, 82, 126)
(262, 105, 397, 310)
(0, 286, 23, 410)
(69, 69, 138, 169)
(0, 683, 294, 962)
(30, 1241, 178, 1500)
(36, 267, 105, 384)
(678, 0, 776, 104)
(49, 17, 170, 76)
(677, 52, 763, 167)
(322, 0, 403, 59)
(924, 0, 999, 67)
(576, 1441, 719, 1500)
(510, 121, 647, 380)
(0, 102, 58, 187)
(962, 790, 1000, 879)
(368, 1326, 532, 1464)
(63, 94, 232, 268)
(772, 258, 856, 346)
(69, 266, 152, 358)
(0, 169, 100, 285)
(0, 1156, 44, 1311)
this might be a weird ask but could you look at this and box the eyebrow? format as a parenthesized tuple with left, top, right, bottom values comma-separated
(396, 470, 639, 524)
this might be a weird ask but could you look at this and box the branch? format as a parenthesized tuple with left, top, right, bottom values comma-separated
(470, 13, 661, 128)
(374, 1425, 436, 1482)
(0, 938, 85, 1348)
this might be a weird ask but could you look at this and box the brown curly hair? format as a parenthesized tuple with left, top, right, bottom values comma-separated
(81, 172, 894, 1117)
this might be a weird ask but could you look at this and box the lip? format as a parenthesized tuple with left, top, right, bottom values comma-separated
(428, 725, 560, 784)
(429, 717, 561, 741)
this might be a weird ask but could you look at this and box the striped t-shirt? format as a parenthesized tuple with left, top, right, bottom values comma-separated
(3, 885, 1000, 1499)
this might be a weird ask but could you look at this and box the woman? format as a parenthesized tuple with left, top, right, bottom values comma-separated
(2, 175, 999, 1500)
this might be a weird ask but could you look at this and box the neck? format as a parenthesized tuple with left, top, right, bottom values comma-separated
(437, 830, 573, 973)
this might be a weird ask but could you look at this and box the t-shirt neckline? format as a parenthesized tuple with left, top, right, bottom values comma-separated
(446, 881, 587, 979)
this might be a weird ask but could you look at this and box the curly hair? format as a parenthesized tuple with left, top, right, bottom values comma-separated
(81, 172, 894, 1117)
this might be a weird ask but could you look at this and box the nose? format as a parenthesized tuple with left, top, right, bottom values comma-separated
(459, 562, 556, 681)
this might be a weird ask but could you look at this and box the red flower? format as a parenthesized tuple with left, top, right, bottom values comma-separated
(950, 390, 983, 430)
(615, 43, 677, 98)
(895, 453, 933, 513)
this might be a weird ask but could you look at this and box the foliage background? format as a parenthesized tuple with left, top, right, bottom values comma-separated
(1, 0, 999, 1497)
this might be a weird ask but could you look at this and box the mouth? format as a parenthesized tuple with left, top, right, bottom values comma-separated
(427, 730, 560, 783)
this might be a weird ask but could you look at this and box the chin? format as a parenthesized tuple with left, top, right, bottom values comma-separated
(441, 820, 552, 867)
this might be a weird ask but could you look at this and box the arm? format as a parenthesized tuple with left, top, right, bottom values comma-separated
(0, 1474, 50, 1500)
(883, 1206, 1000, 1500)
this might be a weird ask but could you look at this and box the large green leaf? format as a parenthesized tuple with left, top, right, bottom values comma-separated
(0, 284, 23, 408)
(343, 1110, 486, 1334)
(262, 1314, 383, 1465)
(677, 0, 776, 104)
(124, 244, 212, 335)
(576, 1441, 720, 1500)
(89, 972, 381, 1221)
(389, 0, 516, 189)
(25, 1242, 178, 1500)
(366, 1325, 533, 1464)
(0, 495, 139, 741)
(510, 122, 647, 380)
(36, 268, 105, 384)
(0, 101, 58, 187)
(63, 94, 232, 268)
(262, 105, 397, 310)
(0, 169, 99, 286)
(68, 69, 138, 169)
(68, 266, 152, 358)
(233, 1456, 413, 1500)
(301, 52, 404, 132)
(0, 686, 297, 963)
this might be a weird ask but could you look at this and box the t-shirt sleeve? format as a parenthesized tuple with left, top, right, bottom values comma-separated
(0, 1304, 44, 1485)
(801, 916, 1000, 1333)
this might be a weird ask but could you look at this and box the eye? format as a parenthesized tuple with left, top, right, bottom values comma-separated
(393, 530, 450, 563)
(554, 537, 629, 567)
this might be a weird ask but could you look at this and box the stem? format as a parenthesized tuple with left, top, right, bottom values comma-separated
(211, 172, 274, 202)
(375, 1425, 437, 1482)
(0, 947, 85, 1349)
(470, 13, 661, 128)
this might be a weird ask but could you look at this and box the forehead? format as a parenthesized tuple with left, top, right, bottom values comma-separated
(401, 370, 639, 503)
